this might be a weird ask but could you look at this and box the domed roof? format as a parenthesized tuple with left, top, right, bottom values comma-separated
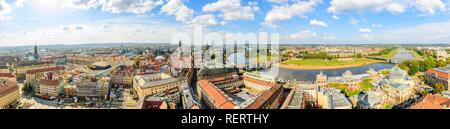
(156, 56, 165, 61)
(343, 70, 353, 77)
(389, 66, 406, 80)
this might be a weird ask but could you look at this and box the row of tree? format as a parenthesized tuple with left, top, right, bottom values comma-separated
(368, 48, 396, 57)
(302, 52, 333, 60)
(397, 56, 448, 76)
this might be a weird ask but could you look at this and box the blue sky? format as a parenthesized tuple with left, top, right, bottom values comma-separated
(1, 0, 450, 46)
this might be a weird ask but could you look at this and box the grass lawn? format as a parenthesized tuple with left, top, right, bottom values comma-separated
(360, 79, 375, 91)
(327, 83, 361, 97)
(326, 79, 375, 97)
(281, 58, 381, 66)
(411, 51, 423, 59)
(382, 49, 398, 59)
(380, 69, 390, 76)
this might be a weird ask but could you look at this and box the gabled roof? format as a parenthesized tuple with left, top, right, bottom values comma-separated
(0, 73, 15, 78)
(197, 80, 236, 109)
(26, 66, 65, 74)
(40, 79, 60, 87)
(426, 68, 450, 80)
(411, 94, 450, 109)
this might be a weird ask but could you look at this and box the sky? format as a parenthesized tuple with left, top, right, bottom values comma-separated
(1, 0, 450, 46)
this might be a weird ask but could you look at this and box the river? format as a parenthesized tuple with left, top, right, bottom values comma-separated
(261, 63, 394, 81)
(391, 48, 415, 64)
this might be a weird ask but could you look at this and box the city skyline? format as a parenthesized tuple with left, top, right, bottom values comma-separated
(1, 0, 450, 46)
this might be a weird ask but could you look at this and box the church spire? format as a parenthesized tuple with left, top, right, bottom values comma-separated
(34, 43, 39, 60)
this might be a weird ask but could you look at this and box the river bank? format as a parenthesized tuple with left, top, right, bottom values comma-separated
(275, 59, 387, 70)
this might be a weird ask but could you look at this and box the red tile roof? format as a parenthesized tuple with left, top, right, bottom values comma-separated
(243, 76, 276, 87)
(0, 73, 15, 78)
(197, 80, 236, 109)
(26, 66, 65, 74)
(246, 84, 282, 109)
(411, 94, 450, 109)
(39, 79, 60, 87)
(0, 80, 19, 97)
(426, 69, 450, 80)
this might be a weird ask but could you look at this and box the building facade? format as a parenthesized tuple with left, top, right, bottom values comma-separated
(37, 79, 61, 99)
(317, 88, 353, 109)
(76, 77, 110, 99)
(376, 66, 416, 106)
(25, 66, 65, 87)
(410, 94, 450, 109)
(133, 73, 187, 100)
(196, 80, 238, 109)
(425, 66, 450, 91)
(0, 80, 20, 109)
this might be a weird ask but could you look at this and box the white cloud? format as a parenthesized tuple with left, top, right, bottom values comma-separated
(372, 24, 383, 28)
(190, 14, 219, 27)
(332, 15, 339, 20)
(328, 0, 409, 15)
(349, 17, 358, 26)
(0, 0, 13, 21)
(161, 0, 219, 27)
(413, 0, 446, 15)
(203, 0, 259, 21)
(267, 0, 289, 4)
(328, 0, 392, 14)
(328, 0, 448, 15)
(361, 34, 374, 39)
(386, 2, 406, 14)
(310, 19, 328, 27)
(160, 0, 184, 15)
(64, 0, 100, 10)
(373, 21, 450, 43)
(0, 19, 183, 46)
(290, 30, 318, 39)
(61, 25, 85, 31)
(323, 36, 336, 40)
(263, 0, 322, 28)
(359, 28, 372, 33)
(14, 0, 27, 7)
(65, 0, 164, 14)
(100, 0, 164, 14)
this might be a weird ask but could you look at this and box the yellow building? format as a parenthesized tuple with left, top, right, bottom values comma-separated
(76, 77, 110, 99)
(377, 67, 416, 106)
(133, 73, 187, 100)
(36, 79, 61, 99)
(25, 66, 65, 86)
(0, 79, 20, 109)
(317, 88, 353, 109)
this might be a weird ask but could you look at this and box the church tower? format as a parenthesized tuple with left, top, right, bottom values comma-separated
(34, 43, 39, 60)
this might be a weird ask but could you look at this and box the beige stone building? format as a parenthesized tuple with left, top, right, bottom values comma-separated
(317, 88, 353, 109)
(376, 67, 416, 106)
(133, 73, 187, 100)
(36, 79, 61, 99)
(0, 79, 20, 109)
(76, 77, 110, 99)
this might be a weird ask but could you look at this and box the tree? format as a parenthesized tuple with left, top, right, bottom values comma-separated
(408, 60, 421, 76)
(434, 83, 445, 93)
(398, 62, 410, 73)
(355, 53, 363, 58)
(420, 60, 433, 72)
(420, 90, 429, 97)
(22, 84, 34, 96)
(134, 58, 141, 68)
(437, 60, 447, 67)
